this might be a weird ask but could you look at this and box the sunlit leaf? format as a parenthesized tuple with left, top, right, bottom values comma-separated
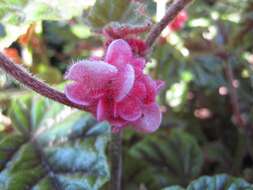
(87, 0, 150, 30)
(0, 0, 89, 49)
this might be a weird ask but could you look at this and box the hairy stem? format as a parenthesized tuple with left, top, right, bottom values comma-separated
(0, 53, 87, 111)
(145, 0, 193, 48)
(0, 0, 193, 109)
(110, 131, 123, 190)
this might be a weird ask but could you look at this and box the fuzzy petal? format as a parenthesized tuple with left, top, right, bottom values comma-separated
(132, 103, 161, 133)
(117, 97, 142, 121)
(65, 60, 118, 86)
(131, 57, 146, 71)
(127, 81, 147, 103)
(97, 98, 107, 121)
(143, 75, 157, 104)
(65, 82, 102, 106)
(105, 39, 133, 67)
(113, 64, 135, 102)
(97, 98, 126, 126)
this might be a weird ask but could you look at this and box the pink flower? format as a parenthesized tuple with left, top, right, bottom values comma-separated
(168, 10, 188, 32)
(65, 39, 164, 133)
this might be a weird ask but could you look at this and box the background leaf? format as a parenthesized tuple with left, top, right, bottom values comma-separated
(87, 0, 150, 30)
(0, 0, 90, 49)
(0, 94, 110, 190)
(130, 129, 204, 187)
(163, 174, 253, 190)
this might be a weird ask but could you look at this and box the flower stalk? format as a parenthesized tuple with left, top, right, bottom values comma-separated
(110, 131, 123, 190)
(0, 53, 88, 111)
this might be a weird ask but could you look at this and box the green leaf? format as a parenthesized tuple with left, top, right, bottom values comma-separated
(163, 174, 253, 190)
(0, 94, 110, 190)
(122, 154, 160, 189)
(162, 186, 185, 190)
(190, 55, 226, 89)
(35, 65, 62, 84)
(130, 129, 204, 187)
(87, 0, 150, 30)
(202, 142, 233, 172)
(0, 0, 89, 48)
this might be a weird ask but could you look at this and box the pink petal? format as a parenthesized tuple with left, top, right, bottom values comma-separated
(97, 98, 127, 127)
(110, 119, 127, 128)
(65, 82, 102, 106)
(131, 57, 146, 71)
(130, 81, 147, 102)
(133, 81, 147, 96)
(105, 39, 133, 67)
(113, 103, 118, 118)
(65, 60, 118, 87)
(97, 98, 110, 122)
(113, 64, 135, 102)
(143, 75, 157, 104)
(117, 97, 142, 121)
(131, 103, 162, 133)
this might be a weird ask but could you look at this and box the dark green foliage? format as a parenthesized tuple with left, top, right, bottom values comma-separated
(0, 95, 110, 190)
(163, 174, 253, 190)
(129, 129, 203, 187)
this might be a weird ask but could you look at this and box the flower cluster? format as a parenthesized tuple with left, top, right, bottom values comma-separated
(103, 24, 151, 57)
(168, 10, 188, 32)
(65, 39, 164, 133)
(105, 38, 148, 57)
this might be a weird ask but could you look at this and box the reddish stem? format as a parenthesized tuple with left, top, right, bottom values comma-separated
(0, 53, 87, 111)
(0, 0, 193, 112)
(145, 0, 193, 48)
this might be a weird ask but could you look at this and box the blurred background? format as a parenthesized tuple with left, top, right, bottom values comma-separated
(1, 0, 253, 189)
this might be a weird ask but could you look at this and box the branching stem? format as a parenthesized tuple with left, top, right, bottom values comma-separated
(0, 53, 87, 111)
(145, 0, 193, 48)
